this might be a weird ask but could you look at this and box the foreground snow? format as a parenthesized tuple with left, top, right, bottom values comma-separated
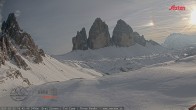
(1, 55, 196, 109)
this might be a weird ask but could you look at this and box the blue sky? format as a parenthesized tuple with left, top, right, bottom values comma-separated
(1, 0, 196, 55)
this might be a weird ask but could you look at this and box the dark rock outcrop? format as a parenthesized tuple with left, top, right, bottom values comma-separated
(88, 18, 111, 49)
(6, 69, 31, 85)
(133, 32, 146, 46)
(13, 55, 28, 70)
(112, 19, 134, 47)
(147, 40, 160, 46)
(72, 28, 88, 50)
(39, 49, 45, 57)
(0, 13, 45, 69)
(71, 18, 160, 51)
(1, 13, 20, 35)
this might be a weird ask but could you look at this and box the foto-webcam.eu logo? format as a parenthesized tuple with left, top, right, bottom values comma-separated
(10, 86, 29, 101)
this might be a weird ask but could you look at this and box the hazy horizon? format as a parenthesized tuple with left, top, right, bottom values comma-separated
(1, 0, 196, 55)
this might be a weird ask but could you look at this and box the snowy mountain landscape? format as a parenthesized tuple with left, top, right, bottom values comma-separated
(0, 13, 102, 99)
(2, 47, 196, 110)
(1, 7, 196, 110)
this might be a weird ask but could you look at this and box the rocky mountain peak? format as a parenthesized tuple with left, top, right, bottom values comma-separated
(1, 13, 20, 34)
(116, 19, 133, 33)
(132, 32, 146, 46)
(72, 27, 88, 50)
(80, 28, 87, 38)
(0, 13, 45, 70)
(72, 18, 160, 51)
(112, 19, 134, 47)
(94, 18, 102, 23)
(88, 18, 111, 49)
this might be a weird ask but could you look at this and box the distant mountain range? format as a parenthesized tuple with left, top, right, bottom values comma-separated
(163, 33, 196, 49)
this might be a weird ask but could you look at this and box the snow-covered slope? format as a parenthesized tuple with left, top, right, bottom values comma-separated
(55, 43, 175, 74)
(163, 33, 196, 49)
(21, 54, 102, 84)
(0, 13, 103, 102)
(1, 55, 195, 110)
(0, 54, 102, 95)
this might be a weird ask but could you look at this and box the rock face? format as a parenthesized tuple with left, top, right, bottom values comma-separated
(72, 18, 160, 51)
(0, 13, 45, 69)
(72, 28, 88, 50)
(88, 18, 111, 49)
(112, 19, 134, 47)
(1, 13, 20, 35)
(133, 32, 146, 46)
(147, 40, 160, 46)
(5, 68, 31, 85)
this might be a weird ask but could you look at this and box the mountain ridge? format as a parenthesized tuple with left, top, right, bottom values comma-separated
(72, 18, 160, 51)
(163, 33, 196, 49)
(0, 13, 45, 70)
